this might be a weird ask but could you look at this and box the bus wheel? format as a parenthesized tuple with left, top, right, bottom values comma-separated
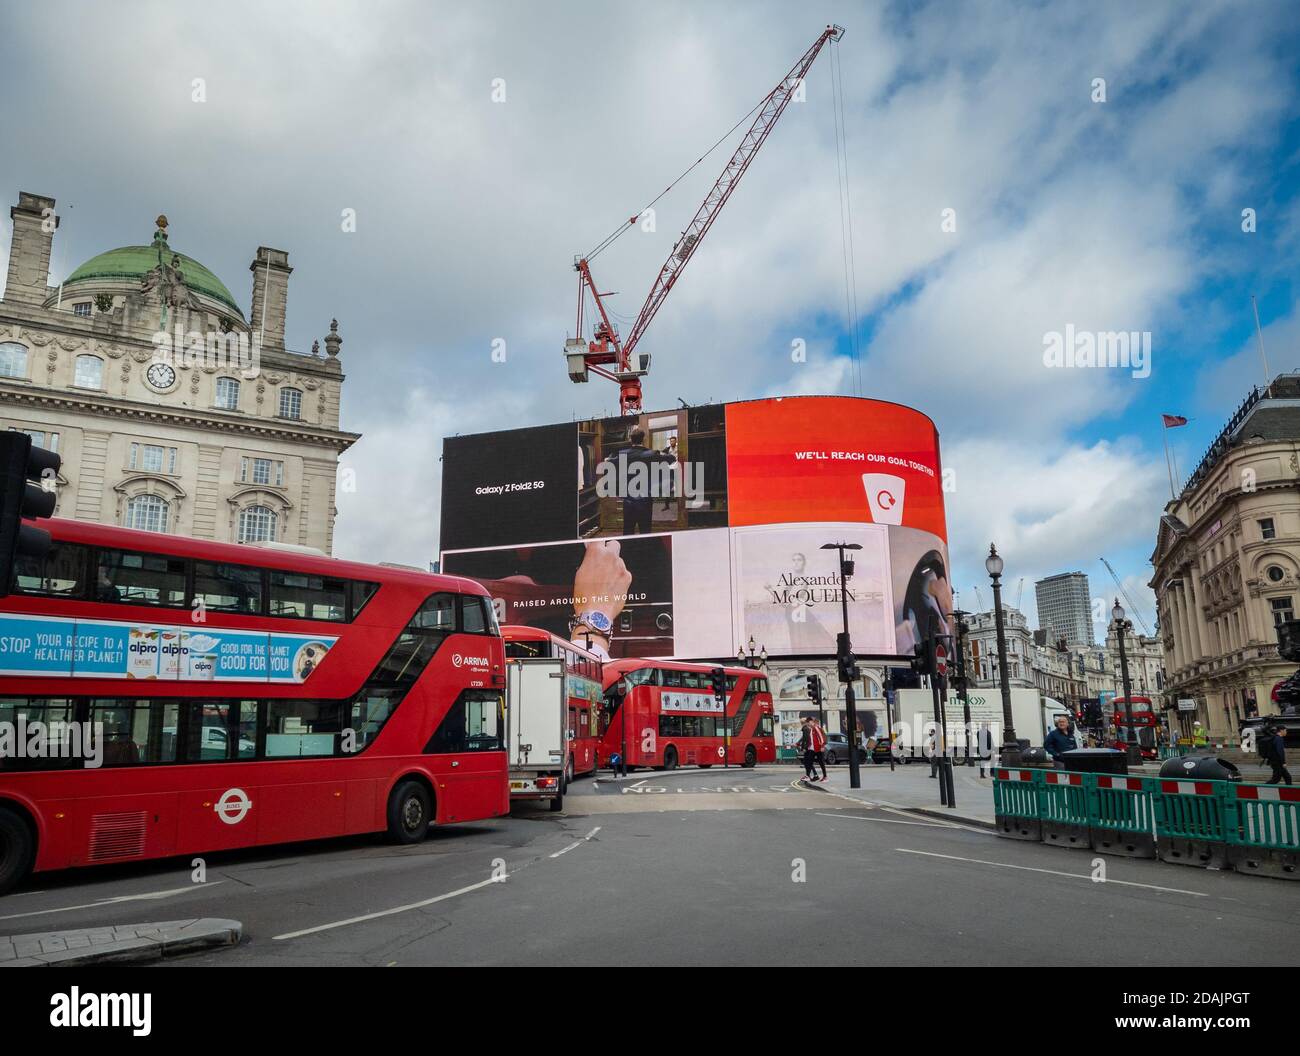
(0, 807, 36, 896)
(386, 780, 432, 844)
(743, 745, 757, 768)
(664, 747, 678, 771)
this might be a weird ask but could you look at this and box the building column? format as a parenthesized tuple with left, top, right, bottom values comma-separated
(1188, 566, 1213, 657)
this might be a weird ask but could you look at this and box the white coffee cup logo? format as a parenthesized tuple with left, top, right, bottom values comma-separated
(862, 473, 906, 526)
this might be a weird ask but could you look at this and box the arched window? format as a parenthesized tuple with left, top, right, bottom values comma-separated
(124, 494, 170, 533)
(0, 342, 28, 379)
(239, 504, 278, 543)
(278, 387, 302, 419)
(215, 377, 240, 410)
(74, 355, 104, 389)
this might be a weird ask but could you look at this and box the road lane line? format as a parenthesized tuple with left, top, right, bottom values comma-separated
(583, 826, 601, 840)
(550, 841, 583, 858)
(895, 848, 1208, 896)
(0, 882, 225, 923)
(815, 811, 947, 828)
(273, 875, 505, 940)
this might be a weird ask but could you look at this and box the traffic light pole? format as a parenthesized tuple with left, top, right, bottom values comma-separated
(825, 542, 862, 790)
(883, 667, 896, 772)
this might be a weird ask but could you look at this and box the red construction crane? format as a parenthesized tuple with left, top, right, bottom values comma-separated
(564, 24, 845, 414)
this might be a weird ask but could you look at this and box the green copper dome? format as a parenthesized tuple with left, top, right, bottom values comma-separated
(64, 243, 244, 317)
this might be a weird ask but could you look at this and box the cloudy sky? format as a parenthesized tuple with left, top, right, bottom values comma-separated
(3, 0, 1297, 639)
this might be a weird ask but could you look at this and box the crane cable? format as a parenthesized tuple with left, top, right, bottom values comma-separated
(583, 93, 769, 264)
(830, 40, 863, 398)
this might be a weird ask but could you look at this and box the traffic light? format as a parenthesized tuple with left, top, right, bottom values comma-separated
(0, 433, 61, 598)
(836, 631, 858, 684)
(806, 675, 821, 707)
(710, 666, 727, 702)
(910, 640, 932, 677)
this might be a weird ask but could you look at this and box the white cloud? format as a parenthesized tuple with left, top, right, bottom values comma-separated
(2, 0, 1296, 604)
(943, 436, 1168, 629)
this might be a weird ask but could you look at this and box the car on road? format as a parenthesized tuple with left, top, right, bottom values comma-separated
(823, 732, 866, 765)
(869, 735, 894, 764)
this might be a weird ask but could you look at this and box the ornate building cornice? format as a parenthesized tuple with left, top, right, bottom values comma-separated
(0, 381, 359, 452)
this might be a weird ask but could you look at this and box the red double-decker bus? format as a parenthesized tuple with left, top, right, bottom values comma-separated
(501, 625, 602, 778)
(0, 518, 509, 895)
(1109, 695, 1158, 759)
(599, 659, 775, 770)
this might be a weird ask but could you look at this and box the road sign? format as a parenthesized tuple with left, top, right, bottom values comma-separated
(935, 642, 948, 678)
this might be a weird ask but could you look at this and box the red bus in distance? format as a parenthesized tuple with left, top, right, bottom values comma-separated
(600, 658, 775, 770)
(0, 518, 509, 895)
(1110, 695, 1158, 759)
(501, 625, 602, 778)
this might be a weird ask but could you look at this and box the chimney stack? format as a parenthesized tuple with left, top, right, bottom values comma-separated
(249, 246, 291, 351)
(5, 192, 58, 306)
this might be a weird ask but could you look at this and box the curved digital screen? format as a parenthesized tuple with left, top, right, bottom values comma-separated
(439, 396, 950, 660)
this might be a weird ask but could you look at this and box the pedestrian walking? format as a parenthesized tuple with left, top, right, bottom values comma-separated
(810, 718, 828, 781)
(1260, 723, 1293, 786)
(977, 723, 995, 778)
(796, 717, 816, 782)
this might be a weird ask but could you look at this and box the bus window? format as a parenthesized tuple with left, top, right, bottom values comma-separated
(265, 699, 344, 757)
(12, 542, 88, 598)
(194, 560, 263, 615)
(97, 549, 186, 607)
(92, 699, 180, 766)
(269, 571, 347, 621)
(426, 690, 504, 753)
(460, 594, 491, 633)
(623, 667, 658, 687)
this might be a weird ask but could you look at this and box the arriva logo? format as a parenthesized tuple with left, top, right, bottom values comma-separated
(452, 654, 490, 668)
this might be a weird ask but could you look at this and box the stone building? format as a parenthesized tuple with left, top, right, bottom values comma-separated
(0, 192, 358, 552)
(964, 605, 1036, 689)
(1150, 375, 1300, 739)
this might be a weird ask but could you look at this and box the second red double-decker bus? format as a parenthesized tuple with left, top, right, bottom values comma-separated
(599, 659, 775, 770)
(0, 517, 510, 895)
(1109, 695, 1158, 759)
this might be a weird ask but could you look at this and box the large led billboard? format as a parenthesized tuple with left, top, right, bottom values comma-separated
(439, 396, 951, 660)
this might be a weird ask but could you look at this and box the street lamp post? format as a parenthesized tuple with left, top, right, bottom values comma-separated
(986, 544, 1020, 764)
(822, 541, 863, 789)
(1112, 599, 1139, 764)
(737, 637, 767, 670)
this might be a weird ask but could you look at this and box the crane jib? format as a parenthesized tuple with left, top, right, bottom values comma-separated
(569, 25, 845, 415)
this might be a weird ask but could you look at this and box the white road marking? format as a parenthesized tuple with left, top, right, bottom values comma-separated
(583, 826, 601, 840)
(815, 811, 947, 828)
(274, 875, 505, 940)
(0, 882, 225, 923)
(895, 848, 1209, 896)
(550, 841, 583, 859)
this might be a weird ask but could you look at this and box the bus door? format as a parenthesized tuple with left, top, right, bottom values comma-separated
(174, 699, 263, 856)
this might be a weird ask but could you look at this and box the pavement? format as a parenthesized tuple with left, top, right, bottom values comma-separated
(0, 918, 240, 966)
(801, 759, 997, 826)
